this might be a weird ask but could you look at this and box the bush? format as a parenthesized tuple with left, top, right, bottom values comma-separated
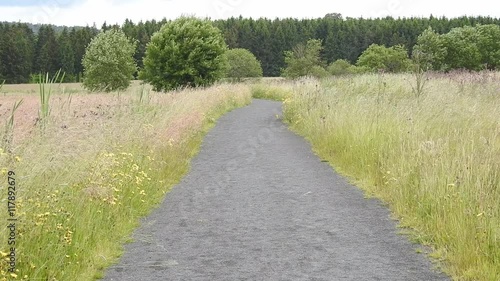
(82, 29, 137, 92)
(282, 39, 327, 78)
(357, 44, 412, 73)
(476, 24, 500, 69)
(310, 65, 330, 78)
(140, 17, 228, 91)
(327, 59, 355, 75)
(412, 27, 447, 71)
(225, 48, 263, 80)
(442, 26, 482, 71)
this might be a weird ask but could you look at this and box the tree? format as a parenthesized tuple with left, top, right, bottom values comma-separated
(225, 48, 263, 80)
(356, 44, 412, 72)
(412, 27, 447, 70)
(0, 23, 34, 83)
(82, 29, 137, 92)
(327, 59, 354, 75)
(58, 28, 75, 82)
(476, 24, 500, 69)
(140, 17, 228, 91)
(442, 26, 482, 70)
(71, 26, 99, 81)
(282, 39, 326, 78)
(34, 25, 60, 77)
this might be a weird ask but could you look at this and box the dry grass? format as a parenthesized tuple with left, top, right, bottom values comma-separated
(258, 72, 500, 281)
(0, 81, 252, 280)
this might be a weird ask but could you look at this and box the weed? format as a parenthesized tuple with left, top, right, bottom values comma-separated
(38, 70, 65, 130)
(1, 99, 23, 153)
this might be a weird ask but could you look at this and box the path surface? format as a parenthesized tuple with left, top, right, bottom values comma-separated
(103, 100, 448, 281)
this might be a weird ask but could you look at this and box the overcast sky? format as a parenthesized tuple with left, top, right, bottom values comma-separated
(1, 0, 499, 26)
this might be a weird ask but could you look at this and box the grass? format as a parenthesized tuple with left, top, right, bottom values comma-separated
(37, 71, 65, 131)
(0, 82, 252, 280)
(250, 81, 292, 101)
(1, 99, 23, 153)
(258, 72, 499, 281)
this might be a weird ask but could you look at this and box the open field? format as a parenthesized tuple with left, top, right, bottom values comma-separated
(254, 71, 500, 280)
(0, 82, 252, 280)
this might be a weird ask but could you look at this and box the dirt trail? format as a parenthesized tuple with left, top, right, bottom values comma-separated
(103, 99, 448, 281)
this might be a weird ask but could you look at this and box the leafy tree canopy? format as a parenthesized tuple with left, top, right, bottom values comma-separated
(225, 48, 263, 80)
(412, 27, 447, 71)
(282, 39, 326, 78)
(140, 17, 228, 91)
(357, 44, 412, 73)
(82, 28, 137, 92)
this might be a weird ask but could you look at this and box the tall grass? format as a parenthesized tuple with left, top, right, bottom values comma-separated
(267, 73, 499, 280)
(1, 99, 23, 154)
(0, 82, 252, 280)
(38, 71, 64, 130)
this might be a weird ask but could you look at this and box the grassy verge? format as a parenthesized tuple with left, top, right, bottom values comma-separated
(0, 83, 252, 280)
(250, 81, 292, 101)
(257, 73, 500, 281)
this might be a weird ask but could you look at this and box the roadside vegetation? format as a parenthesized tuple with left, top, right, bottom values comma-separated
(0, 16, 252, 280)
(252, 72, 500, 281)
(0, 81, 251, 280)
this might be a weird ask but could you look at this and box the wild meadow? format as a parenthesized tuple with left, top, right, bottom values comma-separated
(0, 81, 252, 280)
(255, 71, 500, 280)
(1, 70, 498, 281)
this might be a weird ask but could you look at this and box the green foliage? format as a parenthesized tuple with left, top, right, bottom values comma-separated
(476, 24, 500, 69)
(282, 39, 327, 78)
(327, 59, 355, 75)
(412, 27, 447, 71)
(0, 23, 35, 83)
(34, 25, 60, 77)
(58, 27, 76, 82)
(225, 48, 263, 80)
(70, 26, 100, 81)
(140, 17, 228, 91)
(82, 29, 137, 92)
(356, 44, 412, 73)
(442, 26, 482, 71)
(3, 16, 500, 81)
(310, 65, 330, 78)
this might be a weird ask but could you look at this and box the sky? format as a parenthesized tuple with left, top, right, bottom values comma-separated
(0, 0, 499, 27)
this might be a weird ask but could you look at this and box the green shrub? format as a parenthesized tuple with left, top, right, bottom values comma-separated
(225, 48, 263, 81)
(140, 17, 228, 91)
(442, 26, 482, 71)
(82, 29, 137, 92)
(327, 59, 355, 75)
(282, 39, 327, 78)
(357, 44, 412, 73)
(412, 27, 447, 71)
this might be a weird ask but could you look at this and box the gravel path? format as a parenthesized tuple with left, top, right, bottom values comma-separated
(102, 99, 448, 281)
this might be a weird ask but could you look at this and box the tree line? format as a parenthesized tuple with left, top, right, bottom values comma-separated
(1, 15, 500, 84)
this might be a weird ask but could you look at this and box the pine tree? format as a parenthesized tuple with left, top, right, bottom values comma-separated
(58, 27, 75, 81)
(34, 25, 60, 77)
(0, 23, 35, 83)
